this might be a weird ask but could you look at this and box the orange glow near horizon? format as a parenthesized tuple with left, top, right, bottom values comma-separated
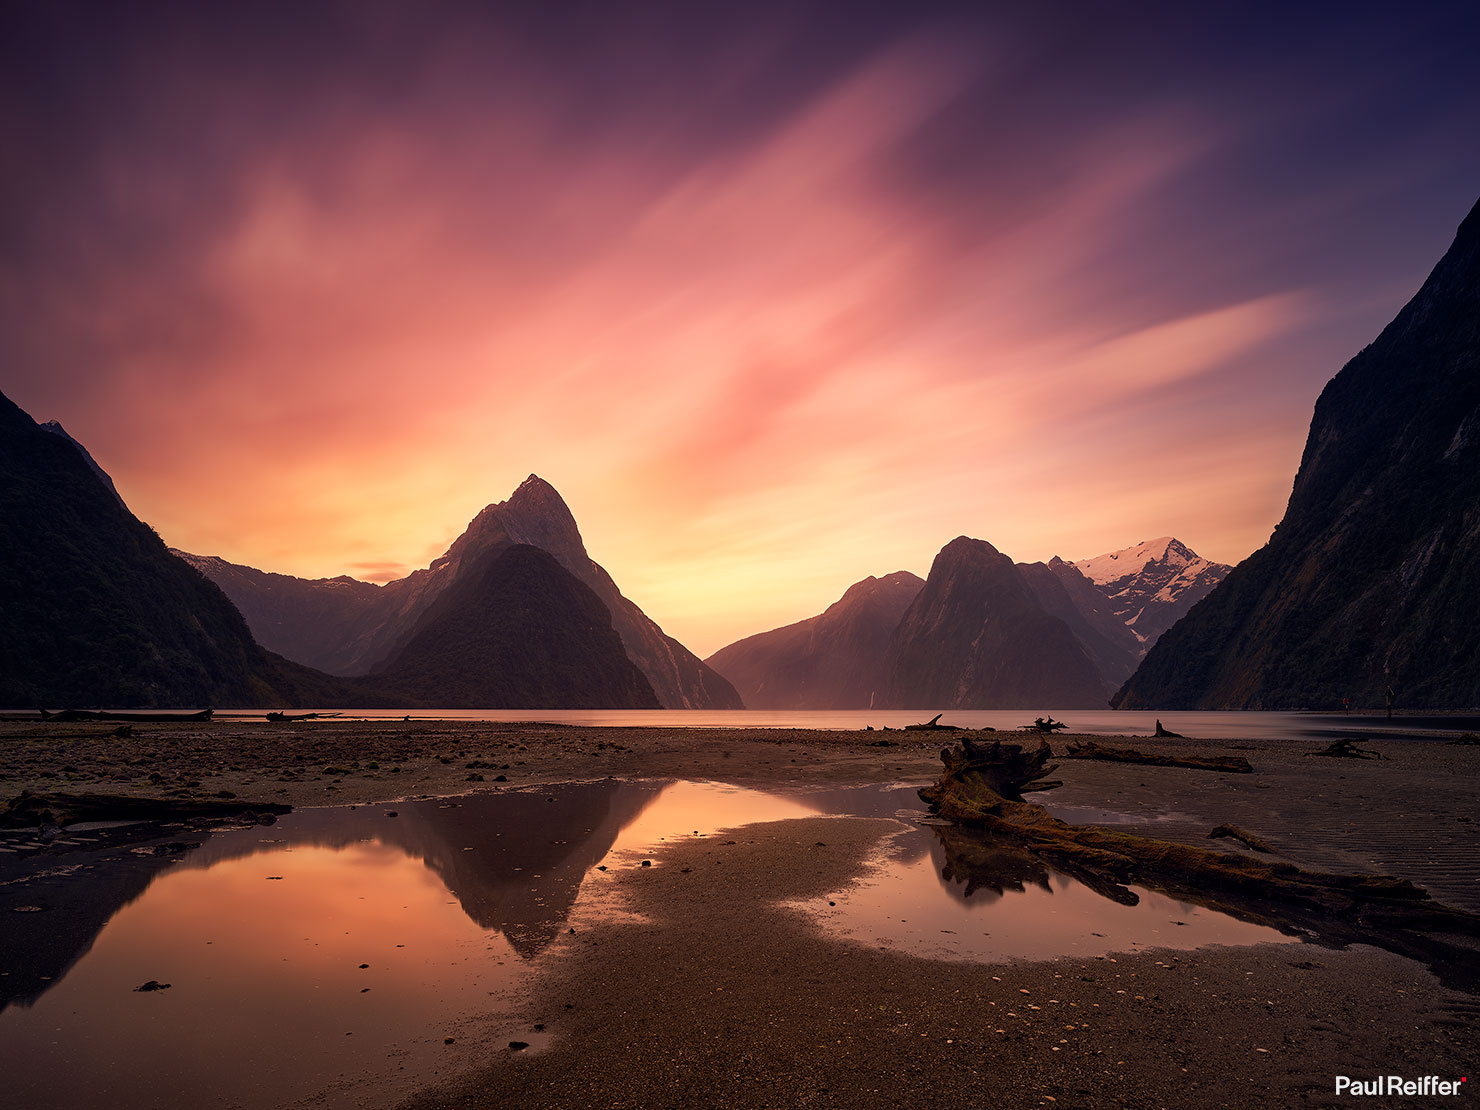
(8, 12, 1474, 657)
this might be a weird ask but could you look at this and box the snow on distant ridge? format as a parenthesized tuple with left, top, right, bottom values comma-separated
(1070, 537, 1187, 586)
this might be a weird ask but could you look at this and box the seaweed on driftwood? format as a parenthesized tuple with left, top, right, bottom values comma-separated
(1061, 739, 1253, 774)
(919, 738, 1480, 991)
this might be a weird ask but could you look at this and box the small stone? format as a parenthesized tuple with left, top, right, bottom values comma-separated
(359, 964, 370, 969)
(385, 811, 398, 818)
(134, 980, 171, 992)
(444, 1037, 455, 1045)
(508, 1041, 529, 1051)
(640, 860, 652, 868)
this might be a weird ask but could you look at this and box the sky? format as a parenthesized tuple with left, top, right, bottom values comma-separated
(4, 1, 1480, 656)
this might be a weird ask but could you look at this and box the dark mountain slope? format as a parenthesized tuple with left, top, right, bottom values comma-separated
(704, 571, 924, 708)
(883, 537, 1110, 709)
(181, 476, 742, 709)
(0, 390, 343, 708)
(1018, 560, 1141, 686)
(373, 544, 660, 709)
(1117, 196, 1480, 709)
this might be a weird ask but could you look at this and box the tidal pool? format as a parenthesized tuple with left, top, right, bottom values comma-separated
(0, 780, 1294, 1109)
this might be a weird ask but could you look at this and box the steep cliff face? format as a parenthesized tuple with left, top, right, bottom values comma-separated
(705, 571, 924, 708)
(882, 537, 1110, 709)
(0, 390, 342, 708)
(374, 544, 660, 709)
(183, 475, 743, 708)
(1117, 196, 1480, 709)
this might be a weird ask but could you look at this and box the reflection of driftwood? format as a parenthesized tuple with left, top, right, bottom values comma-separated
(920, 737, 1062, 803)
(1153, 719, 1185, 738)
(0, 791, 291, 829)
(904, 714, 962, 731)
(1208, 824, 1275, 853)
(1061, 740, 1253, 774)
(918, 741, 1480, 990)
(1309, 738, 1385, 760)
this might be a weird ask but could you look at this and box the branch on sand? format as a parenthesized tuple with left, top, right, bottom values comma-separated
(1308, 738, 1385, 759)
(1061, 739, 1253, 774)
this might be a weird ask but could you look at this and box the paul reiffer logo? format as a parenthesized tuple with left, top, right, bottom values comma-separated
(1335, 1075, 1467, 1097)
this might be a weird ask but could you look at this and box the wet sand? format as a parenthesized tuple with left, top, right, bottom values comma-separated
(3, 721, 1477, 1108)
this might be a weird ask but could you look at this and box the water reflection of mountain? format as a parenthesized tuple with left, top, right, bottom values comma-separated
(1, 781, 663, 1010)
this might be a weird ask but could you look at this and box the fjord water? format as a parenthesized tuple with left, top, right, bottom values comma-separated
(2, 781, 1294, 1109)
(214, 708, 1480, 739)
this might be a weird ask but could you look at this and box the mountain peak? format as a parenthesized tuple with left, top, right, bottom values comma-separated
(1070, 536, 1198, 586)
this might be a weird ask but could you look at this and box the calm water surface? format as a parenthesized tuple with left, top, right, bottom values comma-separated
(2, 781, 1296, 1109)
(209, 708, 1479, 738)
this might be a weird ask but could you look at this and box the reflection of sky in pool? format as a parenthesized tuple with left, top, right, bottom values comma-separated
(0, 780, 1293, 1109)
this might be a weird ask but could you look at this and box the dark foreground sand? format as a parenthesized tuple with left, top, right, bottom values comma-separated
(3, 720, 1477, 1108)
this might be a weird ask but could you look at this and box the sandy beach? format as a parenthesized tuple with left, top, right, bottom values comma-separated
(2, 720, 1477, 1108)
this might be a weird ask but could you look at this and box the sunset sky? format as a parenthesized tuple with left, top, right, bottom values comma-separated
(5, 2, 1479, 655)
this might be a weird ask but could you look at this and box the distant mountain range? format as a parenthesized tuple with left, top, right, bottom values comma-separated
(176, 475, 741, 710)
(0, 393, 686, 709)
(1117, 195, 1480, 710)
(706, 536, 1228, 709)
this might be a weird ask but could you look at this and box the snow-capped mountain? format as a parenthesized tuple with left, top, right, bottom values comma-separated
(1069, 537, 1230, 648)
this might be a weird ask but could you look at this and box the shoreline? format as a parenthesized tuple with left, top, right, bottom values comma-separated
(3, 722, 1477, 1108)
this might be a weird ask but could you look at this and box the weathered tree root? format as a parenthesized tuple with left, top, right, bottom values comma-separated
(1061, 740, 1253, 774)
(1153, 719, 1186, 738)
(1208, 824, 1275, 853)
(1308, 738, 1385, 759)
(919, 737, 1063, 805)
(0, 791, 292, 829)
(919, 740, 1480, 990)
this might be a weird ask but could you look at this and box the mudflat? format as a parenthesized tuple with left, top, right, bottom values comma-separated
(2, 720, 1476, 1108)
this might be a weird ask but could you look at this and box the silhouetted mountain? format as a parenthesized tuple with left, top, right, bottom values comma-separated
(374, 544, 661, 709)
(705, 571, 924, 708)
(180, 476, 742, 708)
(1117, 196, 1480, 709)
(0, 390, 345, 708)
(1068, 538, 1229, 648)
(882, 537, 1110, 708)
(1017, 560, 1141, 686)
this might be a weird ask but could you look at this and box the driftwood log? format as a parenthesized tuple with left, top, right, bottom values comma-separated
(1061, 740, 1253, 774)
(1021, 717, 1068, 734)
(1308, 738, 1385, 759)
(918, 739, 1480, 990)
(1153, 719, 1185, 738)
(904, 713, 964, 731)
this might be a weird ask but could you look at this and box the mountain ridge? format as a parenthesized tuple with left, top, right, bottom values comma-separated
(1116, 194, 1480, 709)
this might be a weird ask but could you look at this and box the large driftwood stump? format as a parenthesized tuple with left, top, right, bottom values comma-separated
(918, 737, 1061, 817)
